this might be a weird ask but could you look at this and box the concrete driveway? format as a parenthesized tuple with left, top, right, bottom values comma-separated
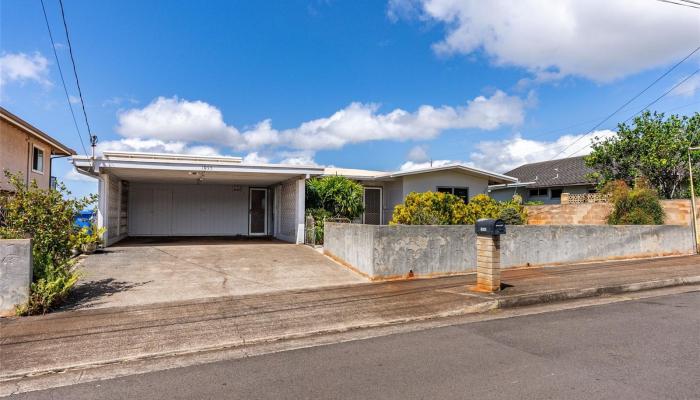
(65, 238, 365, 310)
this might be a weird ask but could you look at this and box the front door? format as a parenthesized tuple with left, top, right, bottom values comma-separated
(363, 187, 382, 225)
(249, 188, 267, 235)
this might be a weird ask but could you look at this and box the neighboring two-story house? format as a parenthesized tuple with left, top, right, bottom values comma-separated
(488, 156, 597, 204)
(0, 106, 76, 192)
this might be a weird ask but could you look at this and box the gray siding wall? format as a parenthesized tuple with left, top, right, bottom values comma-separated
(490, 185, 595, 204)
(359, 171, 492, 225)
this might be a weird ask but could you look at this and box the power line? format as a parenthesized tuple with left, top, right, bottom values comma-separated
(622, 67, 700, 124)
(547, 45, 700, 163)
(656, 0, 700, 10)
(39, 0, 87, 155)
(57, 0, 97, 150)
(562, 82, 700, 161)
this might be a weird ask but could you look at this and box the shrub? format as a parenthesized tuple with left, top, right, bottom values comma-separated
(390, 192, 527, 225)
(306, 208, 332, 244)
(390, 191, 469, 225)
(605, 180, 665, 225)
(306, 176, 364, 220)
(0, 171, 95, 315)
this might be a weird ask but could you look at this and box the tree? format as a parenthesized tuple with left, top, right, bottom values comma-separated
(305, 175, 364, 220)
(585, 111, 700, 199)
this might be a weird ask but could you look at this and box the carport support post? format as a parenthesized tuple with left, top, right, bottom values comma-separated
(476, 235, 501, 292)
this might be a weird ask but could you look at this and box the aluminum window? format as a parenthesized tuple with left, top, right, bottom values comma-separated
(32, 145, 44, 173)
(436, 186, 469, 203)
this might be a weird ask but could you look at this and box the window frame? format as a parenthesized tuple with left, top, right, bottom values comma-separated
(31, 144, 45, 174)
(550, 188, 563, 199)
(529, 188, 547, 197)
(436, 186, 470, 203)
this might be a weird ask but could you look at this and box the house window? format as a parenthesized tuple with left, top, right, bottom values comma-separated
(437, 187, 469, 203)
(32, 146, 44, 173)
(550, 189, 563, 199)
(529, 188, 547, 197)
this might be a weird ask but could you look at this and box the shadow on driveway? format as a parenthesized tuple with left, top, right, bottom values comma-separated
(61, 278, 152, 311)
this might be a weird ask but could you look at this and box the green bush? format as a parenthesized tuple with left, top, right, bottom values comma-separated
(390, 192, 527, 225)
(390, 191, 468, 225)
(605, 180, 665, 225)
(1, 171, 95, 315)
(306, 175, 364, 220)
(306, 208, 332, 244)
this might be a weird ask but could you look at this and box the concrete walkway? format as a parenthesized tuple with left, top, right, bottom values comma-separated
(1, 255, 698, 389)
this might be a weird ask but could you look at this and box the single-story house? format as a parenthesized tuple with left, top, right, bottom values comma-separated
(488, 156, 597, 204)
(1, 106, 76, 192)
(72, 151, 517, 246)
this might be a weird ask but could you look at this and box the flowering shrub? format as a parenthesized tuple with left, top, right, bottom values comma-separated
(390, 192, 527, 225)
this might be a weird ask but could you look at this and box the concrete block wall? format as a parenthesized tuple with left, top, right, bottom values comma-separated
(500, 225, 694, 268)
(0, 239, 32, 316)
(526, 199, 699, 226)
(324, 223, 695, 280)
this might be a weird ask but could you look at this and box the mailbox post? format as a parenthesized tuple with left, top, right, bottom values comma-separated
(474, 219, 506, 292)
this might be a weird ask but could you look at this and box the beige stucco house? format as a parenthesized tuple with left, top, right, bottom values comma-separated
(1, 106, 76, 192)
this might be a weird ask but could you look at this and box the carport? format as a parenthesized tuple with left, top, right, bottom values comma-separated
(72, 152, 324, 246)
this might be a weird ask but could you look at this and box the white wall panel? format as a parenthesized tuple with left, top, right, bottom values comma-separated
(129, 183, 250, 236)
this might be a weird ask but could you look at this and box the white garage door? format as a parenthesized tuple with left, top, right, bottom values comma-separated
(129, 183, 249, 236)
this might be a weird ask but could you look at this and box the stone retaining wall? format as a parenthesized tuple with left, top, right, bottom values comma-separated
(324, 223, 695, 280)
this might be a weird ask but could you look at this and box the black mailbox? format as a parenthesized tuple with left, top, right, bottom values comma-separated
(475, 218, 506, 236)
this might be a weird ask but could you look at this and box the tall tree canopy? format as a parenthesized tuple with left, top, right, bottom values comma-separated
(585, 111, 700, 199)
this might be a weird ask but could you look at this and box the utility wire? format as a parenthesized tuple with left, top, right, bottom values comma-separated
(561, 73, 700, 161)
(57, 0, 96, 149)
(547, 45, 700, 163)
(39, 0, 87, 155)
(656, 0, 700, 9)
(622, 67, 700, 124)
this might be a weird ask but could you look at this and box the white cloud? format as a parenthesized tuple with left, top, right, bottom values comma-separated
(0, 52, 51, 87)
(116, 96, 240, 143)
(399, 159, 453, 171)
(64, 168, 97, 182)
(68, 95, 80, 104)
(116, 92, 526, 156)
(390, 0, 700, 82)
(102, 96, 139, 107)
(96, 137, 221, 156)
(468, 130, 615, 173)
(407, 145, 429, 162)
(242, 152, 270, 164)
(670, 75, 700, 98)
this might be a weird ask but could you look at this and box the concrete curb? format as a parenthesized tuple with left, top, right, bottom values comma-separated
(495, 275, 700, 309)
(1, 275, 699, 391)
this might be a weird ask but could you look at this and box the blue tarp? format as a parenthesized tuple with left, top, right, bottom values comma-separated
(75, 209, 96, 233)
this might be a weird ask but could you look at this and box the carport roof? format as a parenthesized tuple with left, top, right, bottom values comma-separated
(72, 152, 325, 184)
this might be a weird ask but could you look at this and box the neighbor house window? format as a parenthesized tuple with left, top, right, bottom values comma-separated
(437, 187, 469, 203)
(550, 189, 563, 199)
(529, 188, 547, 197)
(32, 145, 44, 173)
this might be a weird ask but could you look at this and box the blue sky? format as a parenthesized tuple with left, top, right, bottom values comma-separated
(2, 0, 699, 199)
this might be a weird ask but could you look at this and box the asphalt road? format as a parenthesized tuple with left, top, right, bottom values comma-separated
(10, 291, 700, 400)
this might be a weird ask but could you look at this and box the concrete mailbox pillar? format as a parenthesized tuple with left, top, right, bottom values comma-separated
(474, 219, 506, 293)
